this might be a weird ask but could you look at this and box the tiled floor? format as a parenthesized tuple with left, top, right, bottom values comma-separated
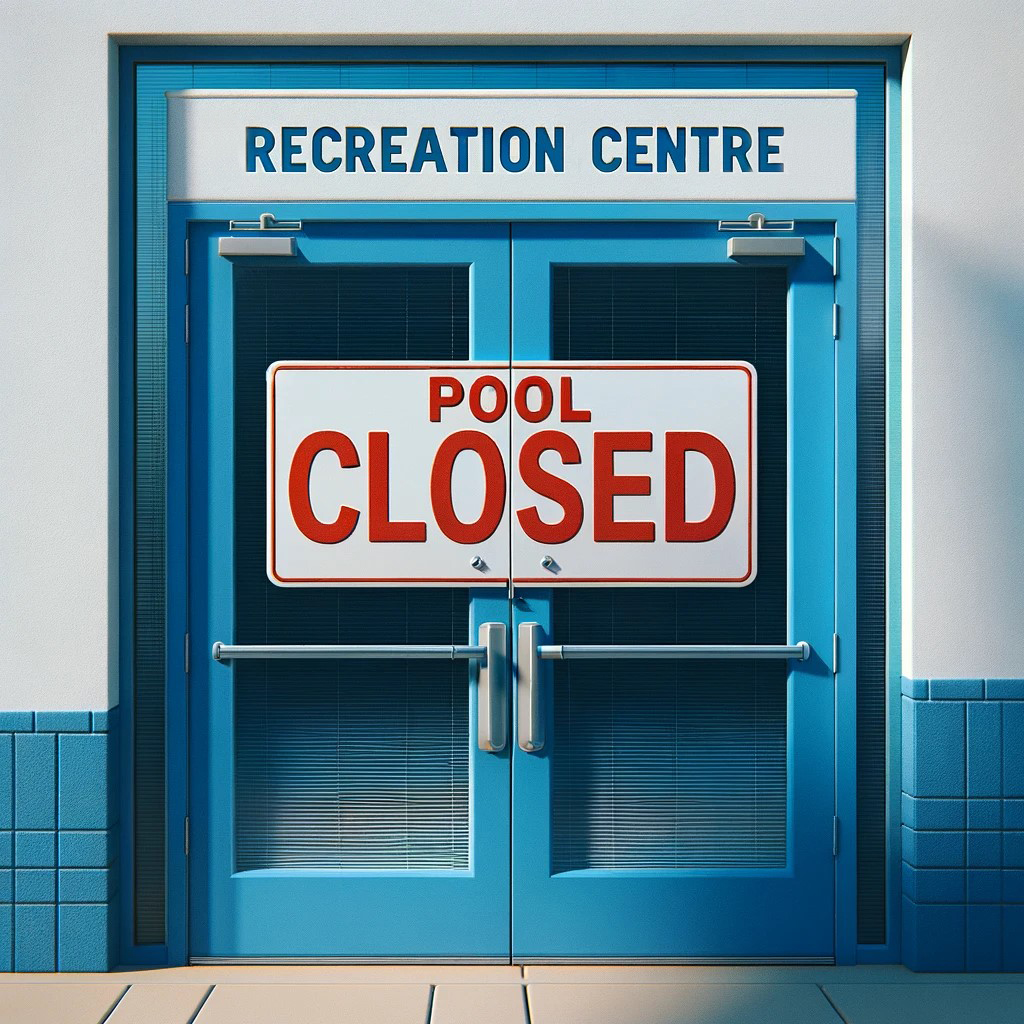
(1, 965, 1023, 1023)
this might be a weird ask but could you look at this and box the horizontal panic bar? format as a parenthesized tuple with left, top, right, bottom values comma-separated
(212, 642, 486, 662)
(538, 642, 810, 661)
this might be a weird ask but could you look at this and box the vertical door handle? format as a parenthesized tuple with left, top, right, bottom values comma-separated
(517, 622, 545, 753)
(477, 622, 507, 752)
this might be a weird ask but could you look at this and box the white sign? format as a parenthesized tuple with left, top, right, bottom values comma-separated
(268, 362, 755, 587)
(168, 89, 856, 202)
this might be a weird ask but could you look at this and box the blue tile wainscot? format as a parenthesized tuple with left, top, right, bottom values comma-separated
(0, 710, 118, 971)
(902, 679, 1024, 970)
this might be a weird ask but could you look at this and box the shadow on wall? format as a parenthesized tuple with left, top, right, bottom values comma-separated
(908, 221, 1024, 666)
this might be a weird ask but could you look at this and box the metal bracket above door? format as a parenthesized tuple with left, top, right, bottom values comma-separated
(720, 212, 805, 259)
(218, 236, 295, 257)
(228, 212, 303, 231)
(218, 212, 301, 256)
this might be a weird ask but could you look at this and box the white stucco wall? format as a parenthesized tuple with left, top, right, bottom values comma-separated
(1, 3, 1022, 709)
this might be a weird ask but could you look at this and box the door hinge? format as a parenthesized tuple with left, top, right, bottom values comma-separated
(832, 303, 840, 340)
(833, 816, 840, 857)
(184, 816, 190, 857)
(184, 632, 190, 674)
(832, 236, 839, 278)
(184, 237, 190, 276)
(184, 304, 190, 345)
(832, 633, 840, 675)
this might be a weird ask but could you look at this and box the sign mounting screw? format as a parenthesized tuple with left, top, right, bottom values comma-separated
(470, 556, 487, 571)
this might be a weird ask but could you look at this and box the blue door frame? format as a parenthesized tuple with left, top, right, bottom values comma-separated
(167, 201, 859, 963)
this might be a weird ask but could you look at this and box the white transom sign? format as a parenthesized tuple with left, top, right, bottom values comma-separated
(268, 362, 756, 587)
(167, 89, 856, 202)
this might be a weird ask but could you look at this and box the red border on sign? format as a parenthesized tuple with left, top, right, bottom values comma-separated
(510, 363, 755, 586)
(268, 361, 754, 586)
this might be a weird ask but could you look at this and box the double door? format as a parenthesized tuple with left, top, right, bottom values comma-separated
(188, 220, 836, 962)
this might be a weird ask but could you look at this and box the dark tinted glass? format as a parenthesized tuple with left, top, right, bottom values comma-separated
(232, 266, 473, 870)
(550, 265, 788, 870)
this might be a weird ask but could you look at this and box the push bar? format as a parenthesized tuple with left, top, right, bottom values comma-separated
(212, 623, 508, 755)
(211, 642, 486, 661)
(518, 631, 812, 754)
(537, 642, 811, 662)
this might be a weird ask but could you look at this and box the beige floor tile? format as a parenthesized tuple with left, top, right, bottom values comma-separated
(527, 983, 843, 1024)
(92, 965, 520, 984)
(523, 964, 1024, 986)
(823, 983, 1024, 1024)
(105, 983, 212, 1024)
(522, 965, 889, 985)
(193, 983, 430, 1024)
(430, 983, 526, 1024)
(0, 983, 127, 1024)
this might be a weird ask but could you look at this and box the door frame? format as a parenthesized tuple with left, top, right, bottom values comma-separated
(165, 200, 858, 965)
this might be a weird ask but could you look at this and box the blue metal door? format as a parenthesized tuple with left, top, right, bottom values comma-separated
(188, 222, 512, 960)
(188, 216, 838, 962)
(509, 222, 837, 961)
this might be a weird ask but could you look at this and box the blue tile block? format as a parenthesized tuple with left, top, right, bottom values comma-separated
(1004, 870, 1024, 903)
(15, 831, 55, 868)
(14, 733, 55, 830)
(905, 698, 966, 798)
(57, 734, 107, 830)
(967, 800, 1001, 830)
(902, 796, 965, 830)
(901, 864, 964, 903)
(1003, 906, 1024, 970)
(0, 832, 10, 868)
(1004, 833, 1024, 869)
(0, 903, 10, 971)
(902, 898, 965, 972)
(966, 905, 1002, 971)
(0, 871, 11, 902)
(903, 827, 965, 868)
(16, 868, 55, 903)
(91, 711, 110, 733)
(1004, 704, 1024, 797)
(967, 702, 1002, 798)
(968, 869, 1002, 903)
(58, 868, 110, 904)
(33, 712, 91, 733)
(57, 904, 110, 972)
(901, 696, 916, 794)
(931, 678, 985, 700)
(58, 831, 111, 868)
(1006, 801, 1024, 829)
(0, 735, 12, 830)
(967, 831, 1002, 868)
(14, 904, 55, 971)
(902, 677, 928, 698)
(986, 678, 1024, 699)
(0, 713, 33, 732)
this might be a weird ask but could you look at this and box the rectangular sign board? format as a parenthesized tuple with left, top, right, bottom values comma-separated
(269, 362, 755, 587)
(168, 89, 856, 202)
